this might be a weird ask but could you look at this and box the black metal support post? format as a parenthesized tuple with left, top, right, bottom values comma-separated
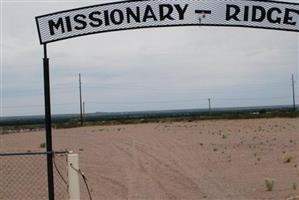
(43, 44, 55, 200)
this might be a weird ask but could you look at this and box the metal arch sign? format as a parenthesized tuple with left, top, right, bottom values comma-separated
(35, 1, 299, 199)
(36, 0, 299, 44)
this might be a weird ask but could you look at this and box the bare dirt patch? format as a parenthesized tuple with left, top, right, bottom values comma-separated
(1, 118, 298, 200)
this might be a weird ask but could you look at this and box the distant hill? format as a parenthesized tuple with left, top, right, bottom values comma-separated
(0, 105, 297, 126)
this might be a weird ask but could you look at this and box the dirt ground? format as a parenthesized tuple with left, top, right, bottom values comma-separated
(1, 118, 299, 200)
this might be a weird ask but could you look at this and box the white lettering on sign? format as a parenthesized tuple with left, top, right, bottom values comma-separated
(36, 0, 299, 44)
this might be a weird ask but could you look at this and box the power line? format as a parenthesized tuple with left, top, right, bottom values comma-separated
(2, 78, 296, 97)
(3, 81, 297, 99)
(1, 95, 297, 110)
(1, 95, 296, 109)
(86, 96, 293, 105)
(2, 103, 78, 109)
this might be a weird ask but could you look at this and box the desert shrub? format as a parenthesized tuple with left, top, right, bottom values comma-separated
(284, 156, 293, 163)
(54, 119, 81, 129)
(40, 142, 46, 148)
(257, 157, 261, 161)
(259, 109, 267, 114)
(293, 183, 297, 190)
(265, 179, 274, 191)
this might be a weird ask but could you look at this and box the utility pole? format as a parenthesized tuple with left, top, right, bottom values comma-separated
(292, 74, 296, 111)
(79, 73, 83, 126)
(208, 98, 211, 115)
(83, 101, 85, 123)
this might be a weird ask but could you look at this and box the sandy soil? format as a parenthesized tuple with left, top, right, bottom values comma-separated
(1, 118, 299, 200)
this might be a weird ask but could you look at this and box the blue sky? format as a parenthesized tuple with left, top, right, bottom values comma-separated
(1, 0, 298, 117)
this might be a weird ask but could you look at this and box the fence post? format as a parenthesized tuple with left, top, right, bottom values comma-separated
(67, 153, 80, 200)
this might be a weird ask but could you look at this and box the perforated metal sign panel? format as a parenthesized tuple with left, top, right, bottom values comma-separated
(36, 0, 299, 44)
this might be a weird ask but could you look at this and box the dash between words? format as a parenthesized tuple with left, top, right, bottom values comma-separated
(48, 3, 299, 36)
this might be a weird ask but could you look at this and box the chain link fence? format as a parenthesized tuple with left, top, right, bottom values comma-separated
(0, 151, 69, 200)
